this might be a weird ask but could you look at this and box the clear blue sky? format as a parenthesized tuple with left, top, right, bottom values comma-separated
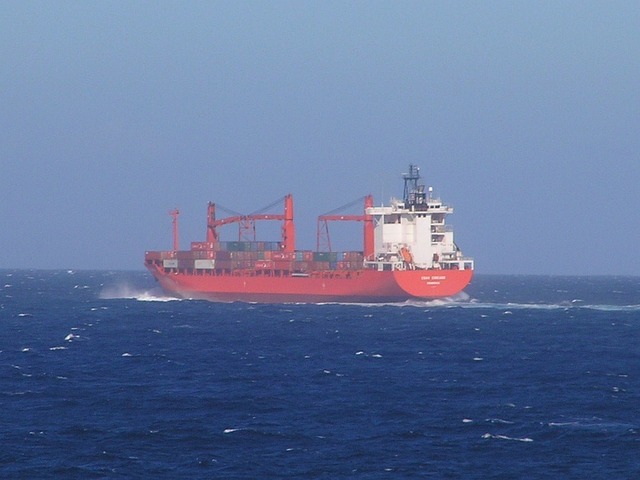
(2, 1, 639, 274)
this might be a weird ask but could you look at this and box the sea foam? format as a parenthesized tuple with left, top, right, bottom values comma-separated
(99, 282, 179, 302)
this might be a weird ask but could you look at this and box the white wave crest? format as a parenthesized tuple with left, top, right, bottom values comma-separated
(482, 433, 533, 442)
(316, 293, 473, 308)
(99, 282, 180, 302)
(459, 301, 640, 312)
(223, 428, 243, 434)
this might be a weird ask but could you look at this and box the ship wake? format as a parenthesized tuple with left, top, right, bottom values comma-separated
(316, 291, 474, 308)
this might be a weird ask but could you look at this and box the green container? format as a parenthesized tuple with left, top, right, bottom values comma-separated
(313, 252, 330, 261)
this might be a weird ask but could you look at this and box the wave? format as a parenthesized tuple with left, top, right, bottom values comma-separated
(313, 291, 474, 308)
(459, 301, 640, 312)
(547, 418, 637, 433)
(313, 296, 640, 312)
(482, 433, 533, 442)
(99, 282, 180, 302)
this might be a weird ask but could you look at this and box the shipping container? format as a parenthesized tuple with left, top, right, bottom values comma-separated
(228, 241, 256, 251)
(230, 251, 259, 260)
(230, 260, 253, 269)
(255, 260, 274, 270)
(194, 259, 215, 269)
(292, 261, 308, 271)
(273, 261, 292, 270)
(199, 250, 215, 259)
(348, 253, 362, 262)
(163, 259, 178, 268)
(145, 251, 163, 260)
(216, 251, 231, 260)
(178, 259, 194, 269)
(310, 261, 330, 270)
(313, 252, 330, 262)
(272, 252, 296, 261)
(191, 242, 215, 250)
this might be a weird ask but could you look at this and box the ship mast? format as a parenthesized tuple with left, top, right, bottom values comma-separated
(282, 194, 295, 252)
(169, 208, 180, 251)
(402, 164, 427, 210)
(206, 202, 218, 243)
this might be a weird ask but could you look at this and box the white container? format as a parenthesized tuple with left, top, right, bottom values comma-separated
(194, 259, 216, 269)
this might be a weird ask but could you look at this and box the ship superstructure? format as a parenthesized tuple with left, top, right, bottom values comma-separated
(365, 165, 473, 273)
(144, 165, 473, 303)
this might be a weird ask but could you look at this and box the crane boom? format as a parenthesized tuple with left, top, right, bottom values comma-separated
(316, 195, 373, 255)
(205, 195, 294, 248)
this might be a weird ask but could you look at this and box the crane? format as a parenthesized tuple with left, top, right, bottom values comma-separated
(316, 195, 373, 257)
(205, 194, 295, 252)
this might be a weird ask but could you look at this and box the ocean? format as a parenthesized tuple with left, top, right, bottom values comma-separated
(1, 270, 639, 478)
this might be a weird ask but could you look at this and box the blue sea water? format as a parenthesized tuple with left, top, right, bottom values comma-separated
(1, 270, 639, 479)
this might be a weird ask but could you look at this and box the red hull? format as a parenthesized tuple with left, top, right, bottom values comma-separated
(146, 264, 473, 303)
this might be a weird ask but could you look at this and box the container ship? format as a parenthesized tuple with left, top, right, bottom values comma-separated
(144, 165, 474, 303)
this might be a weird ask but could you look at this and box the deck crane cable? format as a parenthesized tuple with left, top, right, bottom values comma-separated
(214, 203, 245, 218)
(320, 196, 368, 216)
(216, 195, 285, 219)
(214, 195, 287, 222)
(248, 196, 288, 216)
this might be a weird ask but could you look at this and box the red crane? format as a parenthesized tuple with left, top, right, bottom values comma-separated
(205, 194, 295, 252)
(316, 195, 373, 257)
(169, 208, 180, 251)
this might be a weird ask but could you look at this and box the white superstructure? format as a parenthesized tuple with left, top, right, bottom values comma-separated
(364, 165, 474, 272)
